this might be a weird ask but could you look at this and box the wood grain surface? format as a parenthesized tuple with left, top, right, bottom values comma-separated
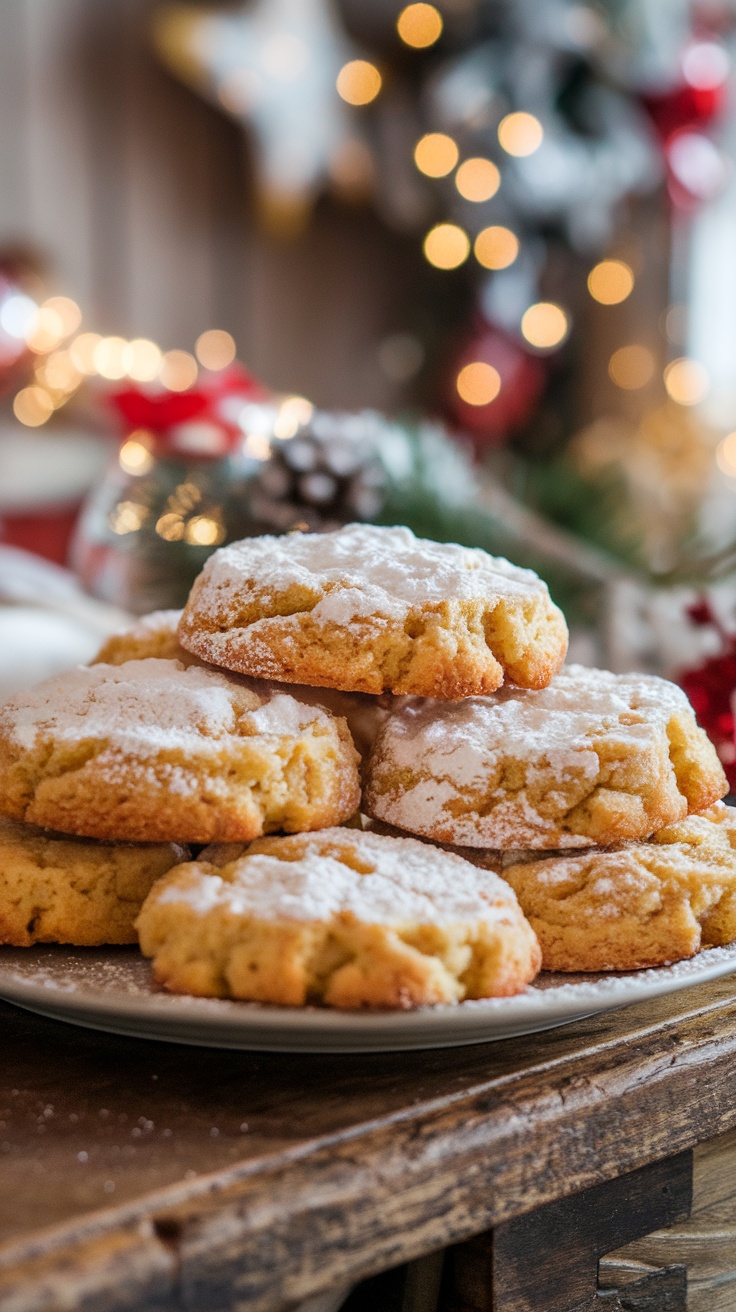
(3, 975, 736, 1311)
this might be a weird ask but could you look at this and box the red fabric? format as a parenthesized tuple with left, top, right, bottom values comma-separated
(0, 506, 80, 566)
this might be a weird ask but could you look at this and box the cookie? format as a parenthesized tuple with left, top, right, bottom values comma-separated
(93, 611, 394, 763)
(92, 610, 195, 666)
(136, 827, 541, 1008)
(495, 803, 736, 971)
(0, 659, 360, 843)
(0, 815, 187, 947)
(177, 524, 568, 698)
(364, 665, 726, 849)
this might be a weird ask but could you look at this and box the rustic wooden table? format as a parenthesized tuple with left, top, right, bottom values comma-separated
(3, 976, 736, 1312)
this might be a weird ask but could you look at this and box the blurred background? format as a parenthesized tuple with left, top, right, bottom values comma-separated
(3, 0, 736, 777)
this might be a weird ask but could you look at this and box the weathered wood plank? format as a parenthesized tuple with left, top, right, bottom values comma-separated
(3, 976, 736, 1310)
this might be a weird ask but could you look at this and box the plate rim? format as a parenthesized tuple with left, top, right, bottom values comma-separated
(1, 943, 736, 1051)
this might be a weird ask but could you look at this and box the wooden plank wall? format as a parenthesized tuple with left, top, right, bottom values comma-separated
(0, 0, 422, 408)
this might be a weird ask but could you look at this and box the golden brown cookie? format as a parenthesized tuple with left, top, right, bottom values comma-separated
(177, 524, 568, 698)
(364, 665, 726, 849)
(0, 815, 187, 946)
(0, 659, 360, 844)
(92, 610, 196, 665)
(495, 803, 736, 972)
(136, 827, 541, 1008)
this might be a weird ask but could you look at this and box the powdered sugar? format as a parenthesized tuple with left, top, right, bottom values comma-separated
(368, 665, 701, 847)
(1, 658, 342, 756)
(158, 830, 521, 926)
(196, 523, 551, 626)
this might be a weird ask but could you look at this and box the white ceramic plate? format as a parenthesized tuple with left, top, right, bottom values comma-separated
(1, 943, 736, 1052)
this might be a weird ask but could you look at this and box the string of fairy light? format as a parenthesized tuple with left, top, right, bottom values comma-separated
(2, 286, 239, 428)
(6, 3, 734, 476)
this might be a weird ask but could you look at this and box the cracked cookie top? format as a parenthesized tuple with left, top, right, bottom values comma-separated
(177, 524, 568, 698)
(364, 665, 727, 849)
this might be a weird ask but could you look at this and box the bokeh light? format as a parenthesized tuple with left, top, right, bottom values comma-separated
(273, 395, 314, 439)
(26, 307, 65, 354)
(474, 226, 519, 270)
(498, 112, 543, 157)
(156, 513, 185, 541)
(397, 3, 443, 48)
(42, 296, 82, 337)
(185, 515, 225, 546)
(716, 431, 736, 477)
(414, 133, 458, 177)
(587, 260, 635, 305)
(521, 302, 568, 349)
(336, 60, 382, 106)
(196, 329, 236, 371)
(456, 362, 501, 405)
(423, 223, 470, 269)
(93, 336, 129, 380)
(119, 433, 155, 476)
(160, 349, 198, 392)
(109, 501, 148, 534)
(127, 338, 162, 382)
(69, 332, 102, 374)
(0, 293, 37, 339)
(13, 385, 54, 427)
(608, 344, 655, 389)
(664, 357, 709, 405)
(455, 158, 500, 202)
(36, 349, 81, 394)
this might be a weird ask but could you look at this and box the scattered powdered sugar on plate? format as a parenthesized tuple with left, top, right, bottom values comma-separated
(1, 942, 735, 1053)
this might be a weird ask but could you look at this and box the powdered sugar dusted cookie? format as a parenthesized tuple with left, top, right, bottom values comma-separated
(136, 827, 541, 1008)
(92, 610, 195, 666)
(364, 665, 726, 849)
(496, 802, 736, 971)
(177, 524, 568, 698)
(0, 659, 360, 843)
(94, 612, 395, 763)
(0, 815, 187, 947)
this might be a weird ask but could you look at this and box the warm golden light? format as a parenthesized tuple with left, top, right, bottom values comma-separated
(498, 111, 543, 157)
(474, 225, 519, 270)
(108, 501, 148, 535)
(26, 307, 65, 354)
(119, 434, 155, 476)
(195, 329, 236, 371)
(37, 349, 81, 394)
(423, 222, 470, 269)
(397, 3, 443, 48)
(69, 332, 102, 374)
(456, 362, 501, 406)
(521, 302, 568, 349)
(42, 296, 82, 337)
(184, 515, 225, 546)
(274, 395, 314, 439)
(155, 512, 185, 541)
(414, 132, 459, 178)
(455, 157, 500, 202)
(608, 344, 655, 389)
(127, 338, 162, 382)
(587, 260, 635, 305)
(716, 431, 736, 477)
(160, 349, 198, 392)
(244, 431, 272, 460)
(336, 60, 382, 106)
(664, 357, 709, 405)
(13, 386, 54, 427)
(93, 336, 129, 380)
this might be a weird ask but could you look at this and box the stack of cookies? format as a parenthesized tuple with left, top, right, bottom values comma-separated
(0, 523, 733, 1010)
